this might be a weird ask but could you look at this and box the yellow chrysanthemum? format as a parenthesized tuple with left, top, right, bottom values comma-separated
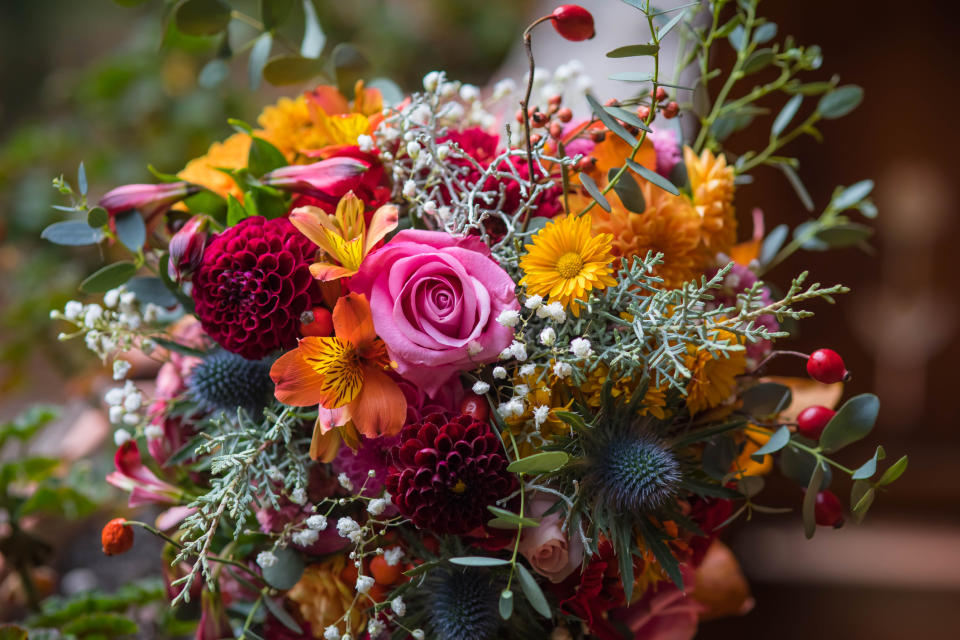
(591, 183, 707, 289)
(177, 132, 251, 200)
(519, 215, 617, 316)
(578, 364, 669, 420)
(257, 95, 372, 161)
(684, 146, 737, 256)
(287, 558, 366, 638)
(684, 331, 747, 414)
(501, 367, 572, 457)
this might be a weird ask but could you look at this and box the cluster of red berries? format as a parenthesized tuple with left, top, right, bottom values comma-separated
(636, 86, 679, 121)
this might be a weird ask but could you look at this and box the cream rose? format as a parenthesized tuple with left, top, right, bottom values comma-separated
(518, 495, 584, 583)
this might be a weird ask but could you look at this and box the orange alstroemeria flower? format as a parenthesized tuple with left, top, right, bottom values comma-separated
(289, 191, 398, 281)
(270, 293, 406, 458)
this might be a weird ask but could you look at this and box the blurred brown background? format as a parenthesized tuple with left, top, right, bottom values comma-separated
(1, 0, 958, 637)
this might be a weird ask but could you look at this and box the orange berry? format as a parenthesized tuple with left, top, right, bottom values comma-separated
(370, 554, 403, 585)
(101, 518, 133, 555)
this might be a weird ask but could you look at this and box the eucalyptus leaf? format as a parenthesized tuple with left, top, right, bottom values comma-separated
(778, 163, 815, 212)
(741, 382, 792, 416)
(586, 93, 638, 147)
(753, 22, 778, 44)
(262, 55, 328, 86)
(115, 210, 146, 251)
(851, 485, 875, 523)
(579, 173, 611, 212)
(728, 25, 746, 51)
(261, 547, 305, 590)
(261, 596, 303, 634)
(818, 85, 864, 119)
(833, 179, 874, 210)
(606, 44, 659, 58)
(609, 168, 646, 213)
(760, 224, 790, 264)
(819, 394, 880, 453)
(80, 262, 138, 294)
(627, 159, 680, 195)
(125, 277, 179, 308)
(780, 444, 831, 489)
(816, 223, 873, 249)
(516, 564, 551, 617)
(876, 455, 908, 486)
(743, 49, 775, 75)
(802, 461, 824, 538)
(300, 0, 325, 57)
(506, 451, 570, 474)
(87, 207, 109, 228)
(772, 94, 803, 138)
(751, 426, 791, 460)
(609, 72, 654, 83)
(498, 589, 514, 620)
(41, 221, 104, 246)
(487, 506, 540, 528)
(450, 556, 510, 567)
(248, 32, 273, 91)
(260, 0, 294, 29)
(77, 162, 88, 196)
(738, 475, 765, 498)
(603, 106, 651, 132)
(175, 0, 231, 36)
(657, 11, 685, 39)
(852, 445, 885, 480)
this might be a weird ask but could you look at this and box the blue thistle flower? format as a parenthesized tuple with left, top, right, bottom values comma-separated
(187, 350, 273, 415)
(427, 568, 501, 640)
(588, 432, 681, 512)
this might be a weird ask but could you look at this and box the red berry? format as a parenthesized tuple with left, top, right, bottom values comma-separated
(101, 518, 134, 555)
(814, 490, 845, 528)
(796, 405, 836, 440)
(557, 107, 573, 123)
(806, 348, 848, 384)
(550, 5, 595, 41)
(590, 129, 606, 143)
(662, 101, 680, 119)
(300, 307, 333, 337)
(548, 122, 564, 138)
(650, 87, 668, 102)
(459, 393, 489, 422)
(636, 105, 651, 120)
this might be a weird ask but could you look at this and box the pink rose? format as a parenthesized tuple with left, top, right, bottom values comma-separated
(518, 495, 584, 583)
(614, 565, 704, 640)
(351, 230, 518, 395)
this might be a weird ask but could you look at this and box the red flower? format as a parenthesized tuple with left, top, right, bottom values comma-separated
(191, 216, 322, 359)
(270, 147, 391, 217)
(557, 541, 625, 640)
(385, 413, 517, 535)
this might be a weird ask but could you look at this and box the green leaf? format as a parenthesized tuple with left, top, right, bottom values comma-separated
(603, 106, 651, 132)
(41, 221, 103, 246)
(627, 159, 680, 195)
(728, 25, 746, 51)
(657, 11, 685, 39)
(638, 518, 683, 589)
(300, 0, 325, 57)
(802, 461, 824, 539)
(199, 58, 230, 88)
(87, 206, 109, 228)
(760, 224, 790, 264)
(780, 444, 832, 489)
(608, 72, 654, 83)
(507, 451, 570, 474)
(227, 195, 250, 227)
(586, 93, 638, 148)
(115, 210, 146, 251)
(741, 382, 792, 416)
(818, 85, 864, 119)
(262, 55, 329, 86)
(332, 43, 369, 93)
(851, 482, 875, 523)
(833, 179, 874, 210)
(772, 94, 803, 138)
(609, 167, 646, 213)
(816, 223, 873, 249)
(738, 475, 765, 498)
(852, 445, 885, 480)
(248, 136, 288, 177)
(175, 0, 232, 36)
(450, 556, 510, 567)
(148, 164, 185, 183)
(819, 393, 880, 453)
(579, 173, 611, 212)
(743, 49, 775, 75)
(498, 589, 514, 620)
(606, 44, 660, 58)
(516, 564, 551, 617)
(876, 455, 908, 486)
(486, 506, 540, 528)
(61, 613, 138, 635)
(260, 0, 293, 29)
(702, 437, 737, 480)
(751, 426, 791, 460)
(125, 276, 179, 307)
(77, 162, 88, 196)
(262, 596, 303, 634)
(778, 163, 815, 212)
(80, 262, 137, 294)
(553, 410, 587, 430)
(752, 22, 778, 44)
(261, 547, 305, 590)
(248, 32, 273, 91)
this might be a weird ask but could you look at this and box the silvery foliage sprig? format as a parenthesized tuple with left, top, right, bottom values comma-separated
(505, 252, 848, 394)
(375, 71, 580, 265)
(171, 404, 311, 602)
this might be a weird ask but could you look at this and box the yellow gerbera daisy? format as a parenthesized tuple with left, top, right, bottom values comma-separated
(519, 214, 617, 316)
(684, 146, 737, 256)
(177, 132, 251, 200)
(684, 330, 747, 414)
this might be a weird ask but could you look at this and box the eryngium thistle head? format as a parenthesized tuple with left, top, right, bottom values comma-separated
(588, 433, 681, 512)
(428, 568, 501, 640)
(187, 350, 273, 415)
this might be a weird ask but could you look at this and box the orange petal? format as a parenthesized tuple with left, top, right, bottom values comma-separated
(332, 292, 377, 348)
(364, 204, 399, 254)
(310, 262, 359, 282)
(335, 191, 366, 240)
(349, 365, 407, 438)
(310, 420, 341, 462)
(299, 337, 364, 408)
(289, 206, 339, 256)
(270, 348, 327, 407)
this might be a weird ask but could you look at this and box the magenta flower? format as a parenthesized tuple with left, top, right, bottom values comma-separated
(262, 156, 371, 199)
(350, 230, 519, 395)
(99, 181, 197, 224)
(106, 441, 181, 507)
(650, 128, 682, 179)
(167, 214, 209, 282)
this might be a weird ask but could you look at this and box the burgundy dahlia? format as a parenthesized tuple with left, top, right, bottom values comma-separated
(192, 216, 321, 359)
(386, 413, 517, 535)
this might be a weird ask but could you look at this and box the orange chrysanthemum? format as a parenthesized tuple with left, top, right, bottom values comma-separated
(685, 146, 737, 256)
(684, 331, 747, 414)
(578, 364, 669, 420)
(591, 183, 707, 289)
(287, 558, 366, 638)
(519, 214, 617, 315)
(270, 293, 406, 458)
(177, 132, 251, 200)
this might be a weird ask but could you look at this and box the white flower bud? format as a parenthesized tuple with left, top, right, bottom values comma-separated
(539, 327, 556, 346)
(459, 84, 480, 102)
(533, 405, 550, 427)
(435, 144, 450, 160)
(391, 596, 407, 616)
(492, 366, 507, 379)
(104, 387, 125, 407)
(367, 498, 388, 516)
(355, 575, 375, 594)
(103, 289, 121, 309)
(519, 364, 536, 377)
(496, 309, 520, 328)
(292, 529, 319, 546)
(570, 337, 593, 358)
(467, 340, 483, 356)
(471, 381, 490, 395)
(144, 424, 164, 439)
(423, 71, 442, 92)
(405, 141, 421, 159)
(290, 488, 307, 505)
(338, 472, 354, 491)
(553, 361, 573, 378)
(306, 514, 328, 531)
(492, 78, 516, 100)
(64, 300, 83, 321)
(357, 134, 375, 152)
(337, 517, 360, 538)
(256, 551, 278, 568)
(112, 360, 131, 381)
(113, 428, 132, 446)
(402, 180, 417, 198)
(524, 294, 543, 310)
(324, 626, 340, 640)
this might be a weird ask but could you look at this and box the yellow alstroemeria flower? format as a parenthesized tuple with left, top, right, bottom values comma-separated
(289, 191, 398, 281)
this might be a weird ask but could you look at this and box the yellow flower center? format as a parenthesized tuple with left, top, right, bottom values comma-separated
(451, 479, 467, 494)
(555, 252, 584, 279)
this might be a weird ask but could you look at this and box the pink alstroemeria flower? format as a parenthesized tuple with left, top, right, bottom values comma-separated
(99, 181, 198, 225)
(167, 214, 210, 282)
(106, 441, 182, 507)
(262, 156, 370, 199)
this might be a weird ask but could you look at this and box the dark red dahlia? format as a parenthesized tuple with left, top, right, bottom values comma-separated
(191, 216, 321, 359)
(386, 413, 517, 535)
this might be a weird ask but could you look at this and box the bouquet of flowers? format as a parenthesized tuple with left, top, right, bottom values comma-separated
(45, 1, 907, 638)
